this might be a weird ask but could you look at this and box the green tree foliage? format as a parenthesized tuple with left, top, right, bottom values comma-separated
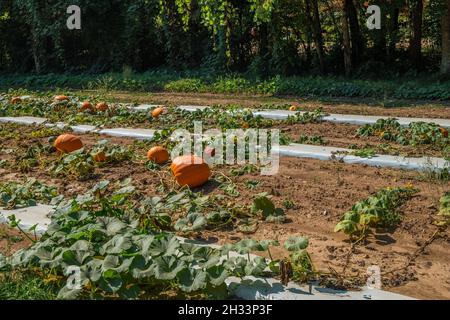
(0, 0, 448, 76)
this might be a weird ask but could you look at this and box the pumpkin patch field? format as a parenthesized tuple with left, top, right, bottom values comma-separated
(0, 92, 449, 300)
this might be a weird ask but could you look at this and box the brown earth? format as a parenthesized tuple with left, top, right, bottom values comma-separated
(0, 225, 33, 256)
(1, 126, 449, 299)
(77, 91, 450, 119)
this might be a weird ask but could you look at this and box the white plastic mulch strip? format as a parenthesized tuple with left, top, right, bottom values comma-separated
(0, 204, 53, 235)
(177, 105, 210, 112)
(127, 104, 162, 111)
(275, 144, 449, 171)
(98, 128, 155, 139)
(225, 276, 414, 300)
(0, 204, 414, 300)
(175, 105, 450, 128)
(0, 116, 48, 125)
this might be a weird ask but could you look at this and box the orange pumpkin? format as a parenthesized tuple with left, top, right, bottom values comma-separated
(147, 146, 170, 164)
(80, 101, 93, 112)
(54, 134, 83, 153)
(439, 127, 449, 138)
(242, 122, 250, 129)
(289, 105, 297, 112)
(151, 107, 165, 118)
(11, 97, 22, 104)
(93, 151, 107, 162)
(54, 95, 69, 102)
(171, 155, 211, 188)
(96, 102, 108, 112)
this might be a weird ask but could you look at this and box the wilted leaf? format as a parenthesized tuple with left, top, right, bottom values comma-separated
(284, 236, 309, 251)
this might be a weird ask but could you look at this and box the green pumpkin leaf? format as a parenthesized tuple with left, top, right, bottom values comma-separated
(251, 194, 275, 217)
(99, 269, 123, 293)
(334, 220, 358, 235)
(153, 256, 186, 280)
(284, 236, 309, 251)
(174, 212, 207, 232)
(177, 268, 208, 292)
(206, 265, 228, 287)
(57, 285, 82, 300)
(234, 239, 259, 254)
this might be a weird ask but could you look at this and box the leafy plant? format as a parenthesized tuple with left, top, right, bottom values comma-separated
(91, 140, 133, 164)
(230, 164, 258, 176)
(286, 108, 326, 125)
(0, 182, 313, 300)
(296, 135, 327, 146)
(334, 186, 418, 242)
(245, 180, 260, 190)
(282, 199, 295, 209)
(50, 149, 94, 181)
(350, 148, 377, 159)
(439, 192, 450, 218)
(0, 179, 58, 209)
(357, 119, 450, 157)
(251, 193, 285, 223)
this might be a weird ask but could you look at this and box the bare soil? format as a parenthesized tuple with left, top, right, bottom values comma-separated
(0, 225, 33, 256)
(80, 91, 450, 119)
(1, 126, 449, 299)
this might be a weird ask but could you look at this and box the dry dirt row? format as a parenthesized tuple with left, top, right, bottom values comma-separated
(78, 90, 450, 119)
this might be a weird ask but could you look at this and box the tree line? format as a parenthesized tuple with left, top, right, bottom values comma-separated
(1, 0, 449, 77)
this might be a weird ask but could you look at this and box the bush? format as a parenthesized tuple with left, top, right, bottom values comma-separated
(1, 72, 449, 100)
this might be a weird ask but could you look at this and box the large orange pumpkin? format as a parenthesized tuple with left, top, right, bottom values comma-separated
(147, 146, 170, 164)
(54, 134, 83, 153)
(171, 155, 211, 188)
(80, 101, 93, 112)
(151, 107, 165, 118)
(54, 95, 69, 102)
(93, 151, 107, 162)
(11, 97, 22, 104)
(96, 102, 108, 112)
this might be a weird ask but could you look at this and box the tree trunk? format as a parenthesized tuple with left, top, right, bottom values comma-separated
(441, 0, 450, 74)
(305, 0, 325, 73)
(346, 0, 363, 66)
(31, 30, 42, 74)
(409, 0, 423, 67)
(372, 0, 387, 57)
(387, 7, 400, 62)
(341, 3, 352, 76)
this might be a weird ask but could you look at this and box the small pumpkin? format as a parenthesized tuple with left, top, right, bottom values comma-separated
(93, 151, 107, 162)
(151, 107, 165, 118)
(171, 155, 211, 188)
(96, 102, 108, 112)
(147, 146, 170, 164)
(242, 122, 250, 129)
(289, 105, 297, 112)
(11, 97, 22, 104)
(54, 95, 69, 102)
(204, 146, 216, 157)
(439, 127, 449, 138)
(54, 134, 83, 153)
(80, 101, 93, 112)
